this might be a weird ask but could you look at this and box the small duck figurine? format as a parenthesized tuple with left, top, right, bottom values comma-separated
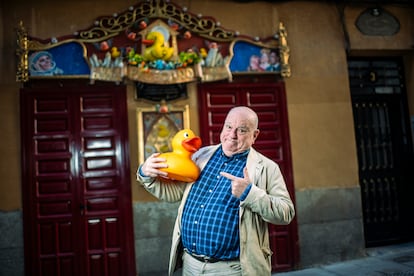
(143, 31, 174, 61)
(111, 47, 121, 58)
(158, 129, 202, 182)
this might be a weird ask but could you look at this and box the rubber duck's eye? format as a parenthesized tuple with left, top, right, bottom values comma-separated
(184, 132, 189, 138)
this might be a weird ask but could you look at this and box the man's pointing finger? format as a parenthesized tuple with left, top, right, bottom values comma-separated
(243, 167, 250, 181)
(220, 171, 237, 180)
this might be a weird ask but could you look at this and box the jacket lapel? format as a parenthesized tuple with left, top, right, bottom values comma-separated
(240, 148, 263, 218)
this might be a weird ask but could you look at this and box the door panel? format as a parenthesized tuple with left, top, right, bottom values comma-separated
(352, 96, 413, 245)
(21, 85, 135, 276)
(198, 81, 298, 272)
(348, 58, 414, 246)
(78, 92, 129, 275)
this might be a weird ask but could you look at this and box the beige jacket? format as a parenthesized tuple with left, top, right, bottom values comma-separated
(137, 145, 295, 276)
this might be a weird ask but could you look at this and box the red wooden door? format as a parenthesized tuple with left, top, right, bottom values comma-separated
(20, 84, 136, 276)
(198, 81, 299, 272)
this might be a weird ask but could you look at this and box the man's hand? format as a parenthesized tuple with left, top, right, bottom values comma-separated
(140, 153, 169, 178)
(220, 167, 251, 198)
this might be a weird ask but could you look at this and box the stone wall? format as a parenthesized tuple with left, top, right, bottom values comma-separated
(0, 211, 25, 276)
(295, 186, 365, 268)
(133, 201, 180, 275)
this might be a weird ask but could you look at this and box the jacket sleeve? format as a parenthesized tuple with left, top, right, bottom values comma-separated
(136, 167, 187, 203)
(240, 158, 295, 225)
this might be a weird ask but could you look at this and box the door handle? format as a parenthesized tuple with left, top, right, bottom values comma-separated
(79, 203, 87, 215)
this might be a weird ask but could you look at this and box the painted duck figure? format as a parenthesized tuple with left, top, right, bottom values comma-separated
(158, 129, 202, 182)
(143, 31, 174, 61)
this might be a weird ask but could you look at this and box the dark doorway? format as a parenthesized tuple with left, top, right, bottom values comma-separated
(197, 79, 299, 272)
(20, 83, 136, 276)
(348, 57, 414, 247)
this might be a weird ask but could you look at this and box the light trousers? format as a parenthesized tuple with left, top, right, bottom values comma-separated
(182, 251, 242, 276)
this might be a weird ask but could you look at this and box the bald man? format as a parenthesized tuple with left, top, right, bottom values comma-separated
(137, 106, 295, 276)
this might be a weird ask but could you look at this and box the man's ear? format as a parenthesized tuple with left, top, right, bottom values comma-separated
(253, 129, 260, 140)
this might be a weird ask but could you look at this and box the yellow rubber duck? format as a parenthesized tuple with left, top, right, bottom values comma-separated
(158, 129, 202, 182)
(111, 47, 121, 58)
(143, 31, 174, 61)
(199, 48, 208, 59)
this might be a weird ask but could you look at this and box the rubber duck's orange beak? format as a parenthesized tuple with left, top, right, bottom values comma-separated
(182, 136, 202, 153)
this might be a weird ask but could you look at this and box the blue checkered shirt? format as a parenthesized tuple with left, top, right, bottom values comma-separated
(181, 146, 251, 259)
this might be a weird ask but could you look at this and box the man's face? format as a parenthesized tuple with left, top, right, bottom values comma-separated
(220, 109, 259, 156)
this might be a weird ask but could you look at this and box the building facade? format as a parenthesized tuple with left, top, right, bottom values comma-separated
(0, 0, 413, 275)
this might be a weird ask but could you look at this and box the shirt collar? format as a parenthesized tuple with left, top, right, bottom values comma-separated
(218, 146, 249, 161)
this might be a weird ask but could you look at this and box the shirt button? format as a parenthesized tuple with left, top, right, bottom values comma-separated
(200, 205, 204, 208)
(216, 175, 220, 179)
(209, 189, 213, 193)
(194, 221, 198, 224)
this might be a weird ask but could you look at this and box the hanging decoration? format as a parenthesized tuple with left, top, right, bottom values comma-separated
(16, 0, 291, 84)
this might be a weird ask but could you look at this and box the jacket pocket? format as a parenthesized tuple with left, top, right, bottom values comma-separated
(261, 246, 273, 260)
